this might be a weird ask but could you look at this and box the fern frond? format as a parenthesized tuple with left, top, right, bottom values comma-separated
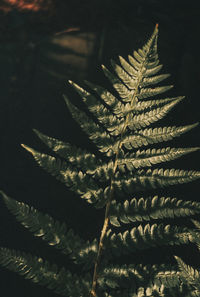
(99, 284, 192, 297)
(122, 123, 198, 149)
(118, 147, 199, 169)
(100, 285, 166, 297)
(190, 220, 200, 252)
(33, 129, 100, 172)
(102, 65, 133, 102)
(137, 85, 173, 100)
(191, 219, 200, 230)
(68, 80, 123, 133)
(84, 81, 182, 121)
(114, 169, 200, 194)
(175, 256, 200, 291)
(0, 191, 97, 267)
(104, 25, 173, 112)
(99, 267, 196, 297)
(107, 97, 183, 134)
(119, 53, 161, 81)
(127, 98, 182, 130)
(21, 144, 106, 205)
(84, 80, 124, 117)
(98, 263, 182, 290)
(111, 60, 137, 89)
(106, 224, 198, 256)
(0, 247, 91, 296)
(101, 26, 159, 104)
(144, 64, 164, 77)
(1, 25, 200, 297)
(109, 196, 200, 226)
(33, 129, 115, 182)
(98, 256, 185, 296)
(133, 96, 185, 112)
(84, 80, 184, 128)
(63, 95, 114, 156)
(118, 56, 138, 77)
(141, 74, 170, 87)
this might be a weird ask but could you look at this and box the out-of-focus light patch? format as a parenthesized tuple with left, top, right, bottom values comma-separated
(0, 0, 52, 12)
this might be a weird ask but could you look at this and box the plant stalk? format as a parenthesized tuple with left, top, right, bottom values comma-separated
(89, 29, 157, 295)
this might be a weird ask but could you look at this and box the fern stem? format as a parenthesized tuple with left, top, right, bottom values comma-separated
(89, 175, 116, 296)
(89, 74, 139, 297)
(90, 28, 158, 296)
(90, 113, 133, 296)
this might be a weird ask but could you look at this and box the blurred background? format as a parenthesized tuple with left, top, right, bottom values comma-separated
(0, 1, 200, 296)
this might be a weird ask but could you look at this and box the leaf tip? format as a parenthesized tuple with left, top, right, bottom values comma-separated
(21, 144, 35, 155)
(194, 122, 199, 128)
(0, 190, 9, 202)
(63, 94, 68, 103)
(32, 128, 39, 135)
(174, 255, 181, 264)
(0, 190, 5, 199)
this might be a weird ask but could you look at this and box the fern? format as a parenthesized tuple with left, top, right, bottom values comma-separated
(0, 25, 200, 297)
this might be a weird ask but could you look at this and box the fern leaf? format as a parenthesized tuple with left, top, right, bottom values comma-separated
(122, 123, 198, 149)
(84, 80, 124, 117)
(90, 161, 114, 181)
(102, 65, 132, 102)
(133, 96, 185, 112)
(111, 60, 137, 89)
(63, 95, 114, 156)
(34, 129, 115, 182)
(98, 264, 181, 290)
(189, 290, 200, 297)
(102, 26, 164, 107)
(191, 219, 200, 230)
(127, 98, 182, 130)
(0, 191, 97, 267)
(150, 265, 183, 289)
(115, 96, 183, 120)
(128, 54, 143, 70)
(114, 169, 200, 193)
(190, 220, 200, 252)
(102, 287, 164, 297)
(175, 256, 200, 291)
(21, 144, 106, 204)
(85, 80, 135, 123)
(99, 263, 196, 296)
(133, 49, 145, 61)
(118, 147, 200, 169)
(33, 129, 101, 172)
(0, 248, 91, 296)
(68, 80, 123, 131)
(100, 284, 192, 297)
(141, 74, 170, 87)
(137, 85, 173, 100)
(109, 196, 200, 227)
(145, 65, 164, 78)
(106, 224, 197, 257)
(118, 56, 138, 77)
(1, 25, 199, 297)
(108, 97, 183, 133)
(85, 81, 184, 125)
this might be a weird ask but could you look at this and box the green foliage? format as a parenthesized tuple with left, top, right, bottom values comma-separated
(1, 25, 200, 297)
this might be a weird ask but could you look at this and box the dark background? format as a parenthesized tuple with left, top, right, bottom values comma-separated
(0, 1, 200, 296)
